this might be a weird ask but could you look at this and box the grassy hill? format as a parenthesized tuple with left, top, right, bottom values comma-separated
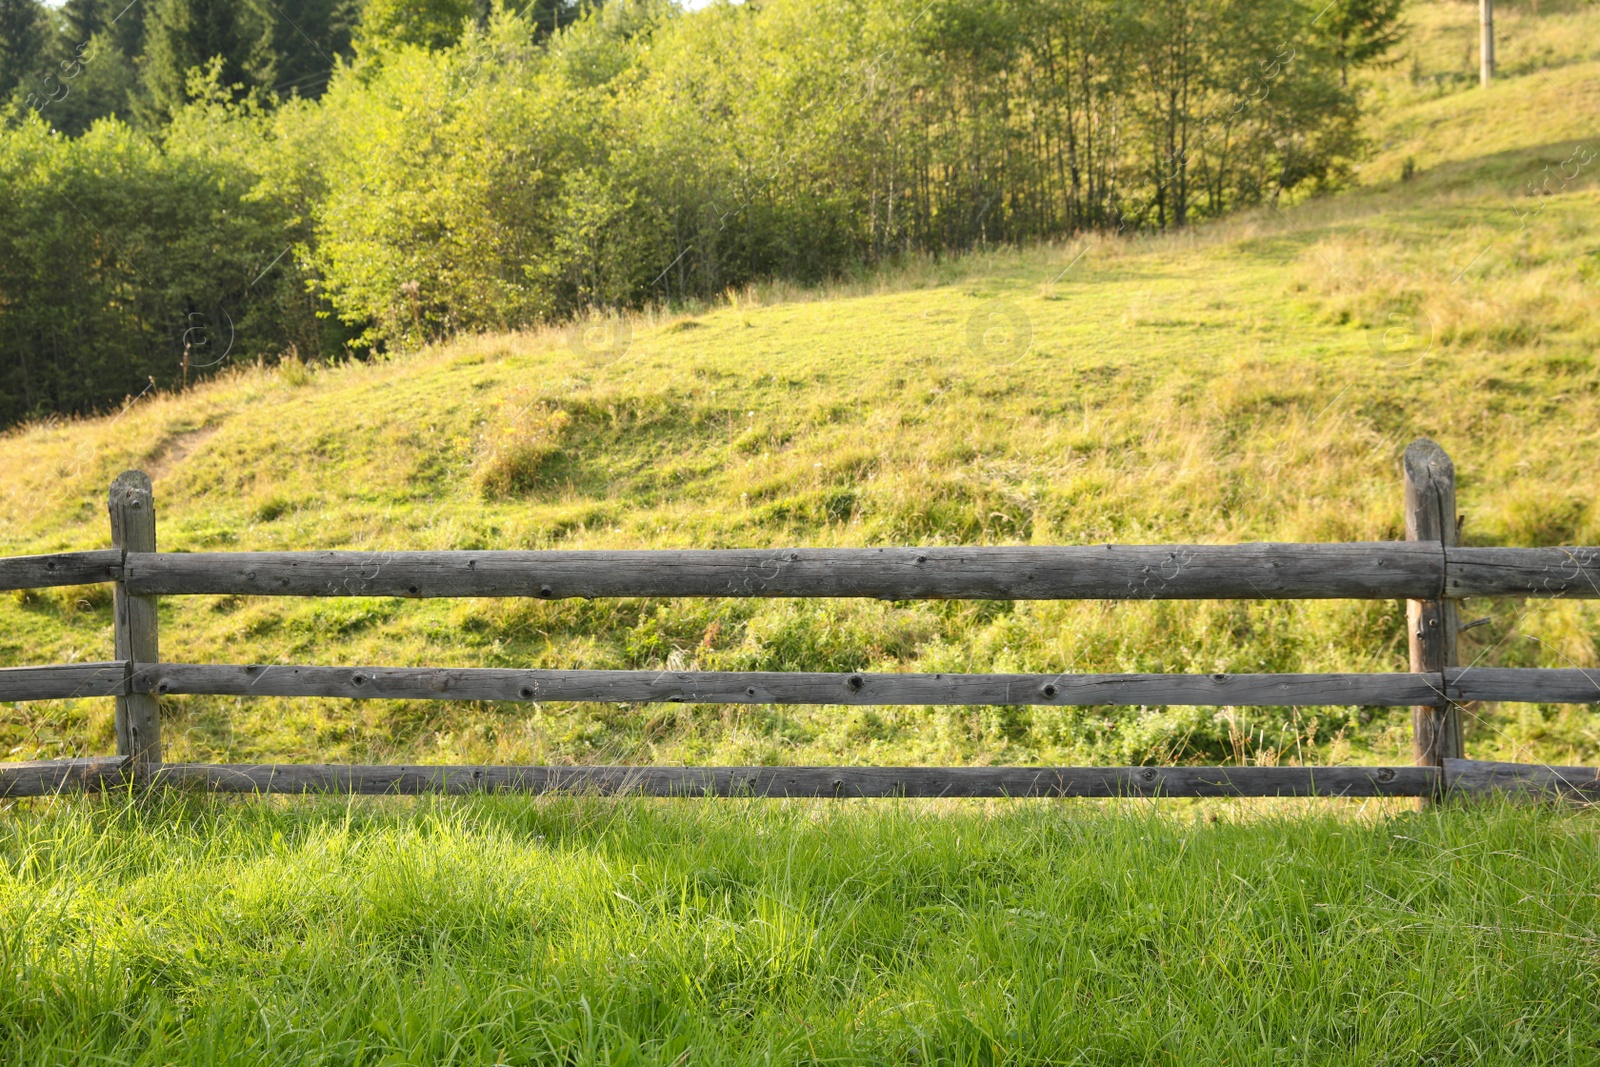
(4, 2, 1600, 772)
(4, 3, 1600, 1064)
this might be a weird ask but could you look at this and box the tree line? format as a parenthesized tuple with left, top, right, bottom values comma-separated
(0, 0, 1403, 424)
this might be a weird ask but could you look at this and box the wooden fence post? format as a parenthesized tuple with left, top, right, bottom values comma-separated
(110, 471, 161, 771)
(1403, 440, 1462, 777)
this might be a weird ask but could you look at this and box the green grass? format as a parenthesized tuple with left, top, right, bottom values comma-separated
(3, 794, 1599, 1065)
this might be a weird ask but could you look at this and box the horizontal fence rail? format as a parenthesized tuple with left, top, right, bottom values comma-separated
(3, 758, 1597, 801)
(0, 663, 128, 702)
(120, 545, 1444, 600)
(135, 664, 1449, 707)
(0, 549, 122, 591)
(5, 662, 1599, 708)
(0, 442, 1597, 806)
(7, 545, 1600, 600)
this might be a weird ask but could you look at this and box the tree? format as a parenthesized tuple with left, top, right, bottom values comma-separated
(355, 0, 475, 52)
(57, 0, 145, 57)
(1317, 0, 1406, 87)
(481, 0, 583, 39)
(34, 0, 147, 133)
(266, 0, 358, 99)
(0, 0, 48, 101)
(138, 0, 276, 119)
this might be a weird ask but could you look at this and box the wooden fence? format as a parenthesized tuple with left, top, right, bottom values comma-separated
(2, 438, 1598, 801)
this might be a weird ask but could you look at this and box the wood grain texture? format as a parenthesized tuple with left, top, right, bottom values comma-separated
(0, 550, 122, 591)
(0, 663, 129, 702)
(1447, 547, 1600, 598)
(123, 543, 1445, 601)
(1446, 668, 1600, 704)
(137, 663, 1445, 707)
(144, 763, 1437, 797)
(0, 756, 129, 797)
(1444, 758, 1600, 799)
(109, 471, 161, 766)
(1404, 439, 1462, 766)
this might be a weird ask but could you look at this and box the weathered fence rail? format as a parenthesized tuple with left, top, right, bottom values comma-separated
(5, 543, 1600, 600)
(0, 439, 1596, 802)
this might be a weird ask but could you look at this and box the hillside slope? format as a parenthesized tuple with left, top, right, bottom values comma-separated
(4, 0, 1599, 769)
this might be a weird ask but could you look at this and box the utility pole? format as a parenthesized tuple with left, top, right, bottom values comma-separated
(1480, 0, 1495, 86)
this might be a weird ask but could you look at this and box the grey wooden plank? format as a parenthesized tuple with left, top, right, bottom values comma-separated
(1444, 759, 1600, 799)
(109, 472, 161, 766)
(1447, 667, 1600, 704)
(1447, 547, 1600, 598)
(0, 662, 128, 702)
(0, 550, 122, 591)
(146, 763, 1437, 797)
(138, 663, 1443, 707)
(123, 543, 1445, 601)
(0, 756, 129, 797)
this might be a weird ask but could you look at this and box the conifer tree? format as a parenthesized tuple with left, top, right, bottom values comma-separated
(138, 0, 275, 118)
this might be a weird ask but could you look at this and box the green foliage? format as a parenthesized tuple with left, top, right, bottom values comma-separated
(0, 0, 47, 100)
(310, 16, 584, 346)
(0, 88, 342, 424)
(356, 0, 473, 52)
(30, 30, 144, 134)
(1319, 0, 1408, 86)
(293, 0, 1378, 350)
(1, 0, 1404, 415)
(138, 0, 276, 119)
(265, 0, 359, 98)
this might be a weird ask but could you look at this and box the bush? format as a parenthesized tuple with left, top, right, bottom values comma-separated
(0, 79, 346, 424)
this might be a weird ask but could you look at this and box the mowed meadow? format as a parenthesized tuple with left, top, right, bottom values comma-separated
(3, 2, 1600, 1062)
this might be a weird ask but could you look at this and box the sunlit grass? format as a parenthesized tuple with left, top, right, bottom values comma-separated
(1, 793, 1596, 1064)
